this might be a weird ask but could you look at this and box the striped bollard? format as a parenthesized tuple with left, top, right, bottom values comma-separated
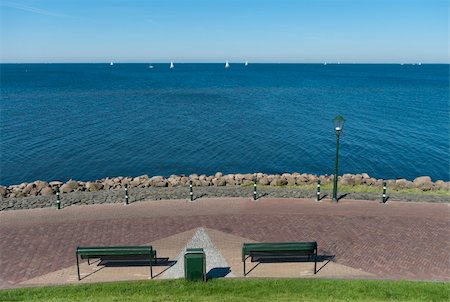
(382, 181, 387, 203)
(316, 180, 321, 202)
(189, 180, 193, 201)
(125, 184, 129, 205)
(253, 181, 257, 201)
(56, 186, 61, 210)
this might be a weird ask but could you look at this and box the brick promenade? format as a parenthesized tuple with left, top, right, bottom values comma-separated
(1, 198, 449, 289)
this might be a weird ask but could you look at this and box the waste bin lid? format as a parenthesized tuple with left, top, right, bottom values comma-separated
(186, 248, 204, 254)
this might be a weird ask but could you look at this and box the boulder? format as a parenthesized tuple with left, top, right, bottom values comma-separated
(319, 175, 331, 184)
(413, 176, 433, 191)
(154, 180, 168, 187)
(224, 175, 236, 186)
(434, 180, 449, 190)
(364, 178, 376, 186)
(395, 179, 413, 189)
(413, 176, 432, 185)
(212, 178, 226, 186)
(129, 177, 141, 188)
(40, 186, 54, 196)
(361, 173, 370, 179)
(234, 174, 244, 185)
(23, 183, 35, 194)
(86, 182, 102, 192)
(215, 172, 223, 179)
(352, 174, 364, 185)
(0, 186, 7, 197)
(60, 183, 75, 193)
(149, 176, 165, 187)
(340, 174, 354, 186)
(258, 177, 270, 185)
(34, 181, 49, 192)
(49, 181, 63, 187)
(270, 176, 287, 186)
(168, 175, 182, 187)
(285, 175, 296, 186)
(66, 180, 79, 190)
(121, 177, 132, 185)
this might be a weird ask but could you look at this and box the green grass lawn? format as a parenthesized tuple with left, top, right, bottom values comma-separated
(1, 279, 448, 302)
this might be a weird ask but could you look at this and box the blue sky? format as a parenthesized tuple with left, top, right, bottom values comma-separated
(0, 0, 448, 63)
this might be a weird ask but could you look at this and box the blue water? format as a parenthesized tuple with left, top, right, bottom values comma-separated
(0, 63, 449, 185)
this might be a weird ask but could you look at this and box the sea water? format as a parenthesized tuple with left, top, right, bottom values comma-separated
(0, 63, 448, 185)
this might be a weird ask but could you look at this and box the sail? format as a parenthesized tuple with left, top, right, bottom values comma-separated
(170, 62, 174, 69)
(244, 61, 248, 66)
(225, 61, 229, 68)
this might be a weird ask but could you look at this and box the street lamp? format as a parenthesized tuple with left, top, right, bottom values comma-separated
(332, 115, 345, 202)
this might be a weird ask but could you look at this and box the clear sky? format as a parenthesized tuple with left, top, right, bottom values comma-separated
(0, 0, 448, 63)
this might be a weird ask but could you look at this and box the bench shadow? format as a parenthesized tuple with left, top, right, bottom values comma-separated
(248, 254, 335, 275)
(206, 267, 231, 279)
(99, 258, 175, 267)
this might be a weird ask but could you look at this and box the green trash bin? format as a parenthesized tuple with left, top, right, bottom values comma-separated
(184, 248, 206, 281)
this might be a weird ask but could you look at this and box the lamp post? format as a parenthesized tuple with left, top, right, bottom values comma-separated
(332, 115, 345, 202)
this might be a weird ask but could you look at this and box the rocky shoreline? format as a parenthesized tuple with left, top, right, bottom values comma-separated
(0, 173, 448, 211)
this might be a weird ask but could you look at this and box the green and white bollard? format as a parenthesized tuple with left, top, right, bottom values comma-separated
(382, 181, 387, 203)
(56, 186, 61, 210)
(316, 179, 321, 202)
(253, 181, 257, 201)
(189, 180, 193, 201)
(125, 184, 129, 205)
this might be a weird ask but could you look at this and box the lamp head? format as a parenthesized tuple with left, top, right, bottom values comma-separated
(333, 115, 345, 135)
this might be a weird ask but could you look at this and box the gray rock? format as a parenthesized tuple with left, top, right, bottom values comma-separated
(23, 183, 35, 194)
(258, 177, 270, 185)
(212, 178, 227, 186)
(149, 176, 165, 187)
(395, 179, 413, 189)
(0, 186, 7, 197)
(60, 180, 79, 193)
(86, 182, 102, 192)
(40, 187, 54, 196)
(270, 177, 287, 186)
(413, 176, 433, 191)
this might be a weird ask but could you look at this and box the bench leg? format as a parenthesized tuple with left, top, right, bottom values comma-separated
(87, 258, 90, 265)
(243, 257, 246, 277)
(314, 253, 317, 274)
(150, 259, 153, 279)
(76, 254, 81, 281)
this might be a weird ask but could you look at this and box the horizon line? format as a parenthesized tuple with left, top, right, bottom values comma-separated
(1, 62, 448, 65)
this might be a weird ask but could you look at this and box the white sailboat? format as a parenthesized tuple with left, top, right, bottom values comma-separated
(244, 61, 248, 66)
(110, 62, 114, 66)
(170, 62, 174, 69)
(324, 62, 327, 65)
(225, 61, 230, 68)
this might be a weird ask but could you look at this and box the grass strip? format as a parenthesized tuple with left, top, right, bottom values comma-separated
(1, 278, 448, 302)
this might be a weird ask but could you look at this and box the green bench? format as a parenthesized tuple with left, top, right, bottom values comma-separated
(242, 242, 318, 276)
(76, 246, 157, 280)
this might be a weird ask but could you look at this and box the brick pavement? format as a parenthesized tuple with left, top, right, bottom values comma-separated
(0, 198, 449, 289)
